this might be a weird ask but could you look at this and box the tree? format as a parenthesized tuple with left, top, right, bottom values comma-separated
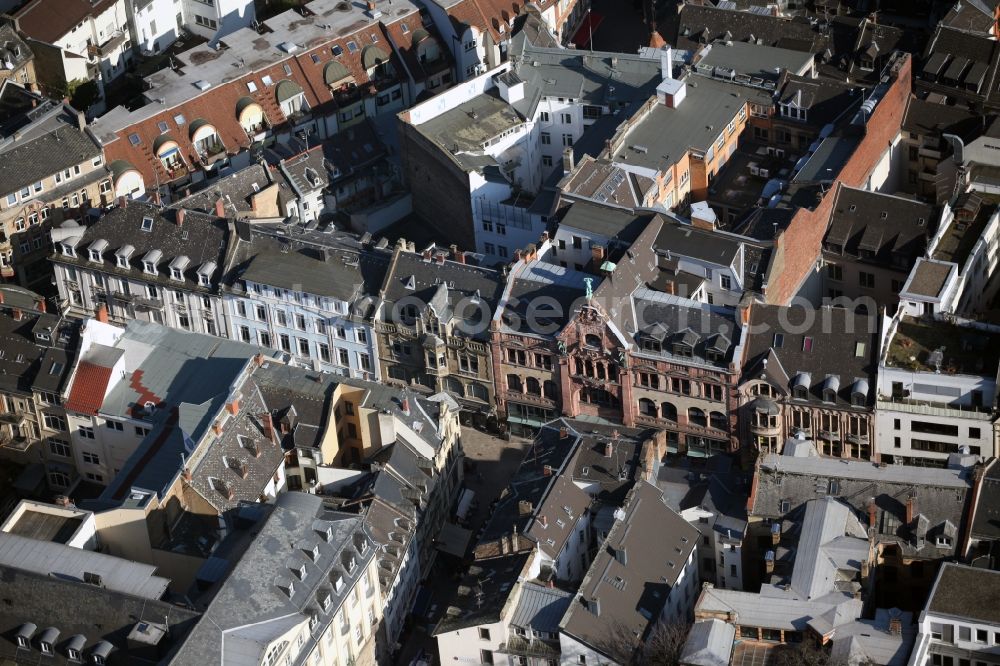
(64, 78, 99, 111)
(768, 640, 850, 666)
(593, 620, 690, 666)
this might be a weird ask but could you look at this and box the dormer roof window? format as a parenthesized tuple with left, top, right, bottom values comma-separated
(169, 255, 190, 281)
(142, 249, 162, 275)
(116, 244, 135, 269)
(87, 238, 108, 263)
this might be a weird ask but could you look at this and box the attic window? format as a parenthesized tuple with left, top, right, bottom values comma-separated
(128, 133, 141, 146)
(936, 536, 951, 547)
(157, 121, 169, 133)
(401, 22, 409, 33)
(117, 255, 129, 269)
(262, 75, 273, 86)
(370, 33, 379, 43)
(140, 216, 154, 232)
(198, 273, 210, 286)
(332, 45, 343, 57)
(283, 64, 293, 76)
(174, 113, 186, 126)
(311, 53, 321, 64)
(347, 41, 358, 53)
(143, 261, 156, 274)
(247, 81, 258, 93)
(828, 480, 840, 495)
(773, 333, 784, 348)
(780, 500, 790, 513)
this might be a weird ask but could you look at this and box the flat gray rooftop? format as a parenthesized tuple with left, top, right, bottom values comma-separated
(5, 510, 82, 544)
(761, 453, 969, 488)
(695, 41, 813, 80)
(93, 0, 422, 138)
(415, 93, 524, 168)
(609, 76, 772, 172)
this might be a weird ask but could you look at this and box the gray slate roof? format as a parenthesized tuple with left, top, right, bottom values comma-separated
(752, 453, 972, 559)
(0, 564, 198, 665)
(0, 310, 76, 397)
(926, 563, 1000, 625)
(741, 304, 878, 408)
(0, 108, 102, 197)
(169, 493, 375, 665)
(560, 481, 699, 656)
(680, 618, 736, 666)
(508, 583, 571, 633)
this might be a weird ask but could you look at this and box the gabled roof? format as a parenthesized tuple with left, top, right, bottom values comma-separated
(64, 360, 114, 416)
(824, 185, 934, 263)
(560, 481, 699, 656)
(741, 304, 877, 407)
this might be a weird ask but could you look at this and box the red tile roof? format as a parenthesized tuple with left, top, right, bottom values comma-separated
(64, 361, 113, 415)
(104, 22, 411, 189)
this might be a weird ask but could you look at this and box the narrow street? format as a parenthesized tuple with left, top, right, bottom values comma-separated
(394, 427, 531, 665)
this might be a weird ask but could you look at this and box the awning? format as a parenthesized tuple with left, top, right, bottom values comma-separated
(571, 11, 604, 48)
(435, 523, 472, 558)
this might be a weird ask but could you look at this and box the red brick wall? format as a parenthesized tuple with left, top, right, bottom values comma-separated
(766, 54, 912, 305)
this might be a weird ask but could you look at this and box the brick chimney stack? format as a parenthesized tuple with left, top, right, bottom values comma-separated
(96, 303, 109, 323)
(905, 494, 915, 524)
(214, 197, 225, 218)
(177, 208, 185, 226)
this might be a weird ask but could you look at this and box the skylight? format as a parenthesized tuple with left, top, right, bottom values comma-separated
(141, 216, 154, 232)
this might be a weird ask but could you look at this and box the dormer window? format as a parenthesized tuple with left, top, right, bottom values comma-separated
(117, 255, 129, 268)
(823, 389, 836, 403)
(793, 385, 808, 400)
(89, 249, 102, 262)
(143, 261, 155, 274)
(61, 242, 76, 257)
(142, 249, 162, 276)
(169, 255, 190, 282)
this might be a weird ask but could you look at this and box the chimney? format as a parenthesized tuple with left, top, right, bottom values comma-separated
(0, 290, 4, 305)
(227, 397, 240, 415)
(212, 421, 223, 436)
(905, 494, 914, 524)
(54, 495, 73, 507)
(765, 550, 775, 574)
(559, 426, 569, 439)
(525, 244, 538, 262)
(562, 146, 575, 174)
(449, 244, 458, 257)
(177, 209, 185, 226)
(665, 279, 675, 295)
(35, 298, 45, 313)
(889, 617, 902, 636)
(518, 500, 533, 516)
(262, 413, 275, 441)
(867, 501, 877, 528)
(604, 441, 613, 458)
(95, 303, 109, 323)
(214, 197, 225, 218)
(660, 46, 673, 80)
(592, 244, 605, 265)
(539, 514, 547, 528)
(182, 468, 192, 482)
(118, 195, 127, 209)
(422, 248, 432, 261)
(11, 308, 22, 321)
(435, 253, 444, 265)
(543, 464, 552, 476)
(401, 396, 410, 415)
(454, 250, 466, 264)
(540, 231, 550, 244)
(76, 110, 86, 132)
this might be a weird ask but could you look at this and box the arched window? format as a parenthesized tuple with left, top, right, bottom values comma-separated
(710, 411, 727, 430)
(526, 377, 541, 395)
(638, 398, 657, 417)
(543, 380, 557, 399)
(468, 382, 489, 401)
(585, 334, 601, 348)
(661, 402, 677, 422)
(688, 407, 707, 427)
(506, 374, 522, 392)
